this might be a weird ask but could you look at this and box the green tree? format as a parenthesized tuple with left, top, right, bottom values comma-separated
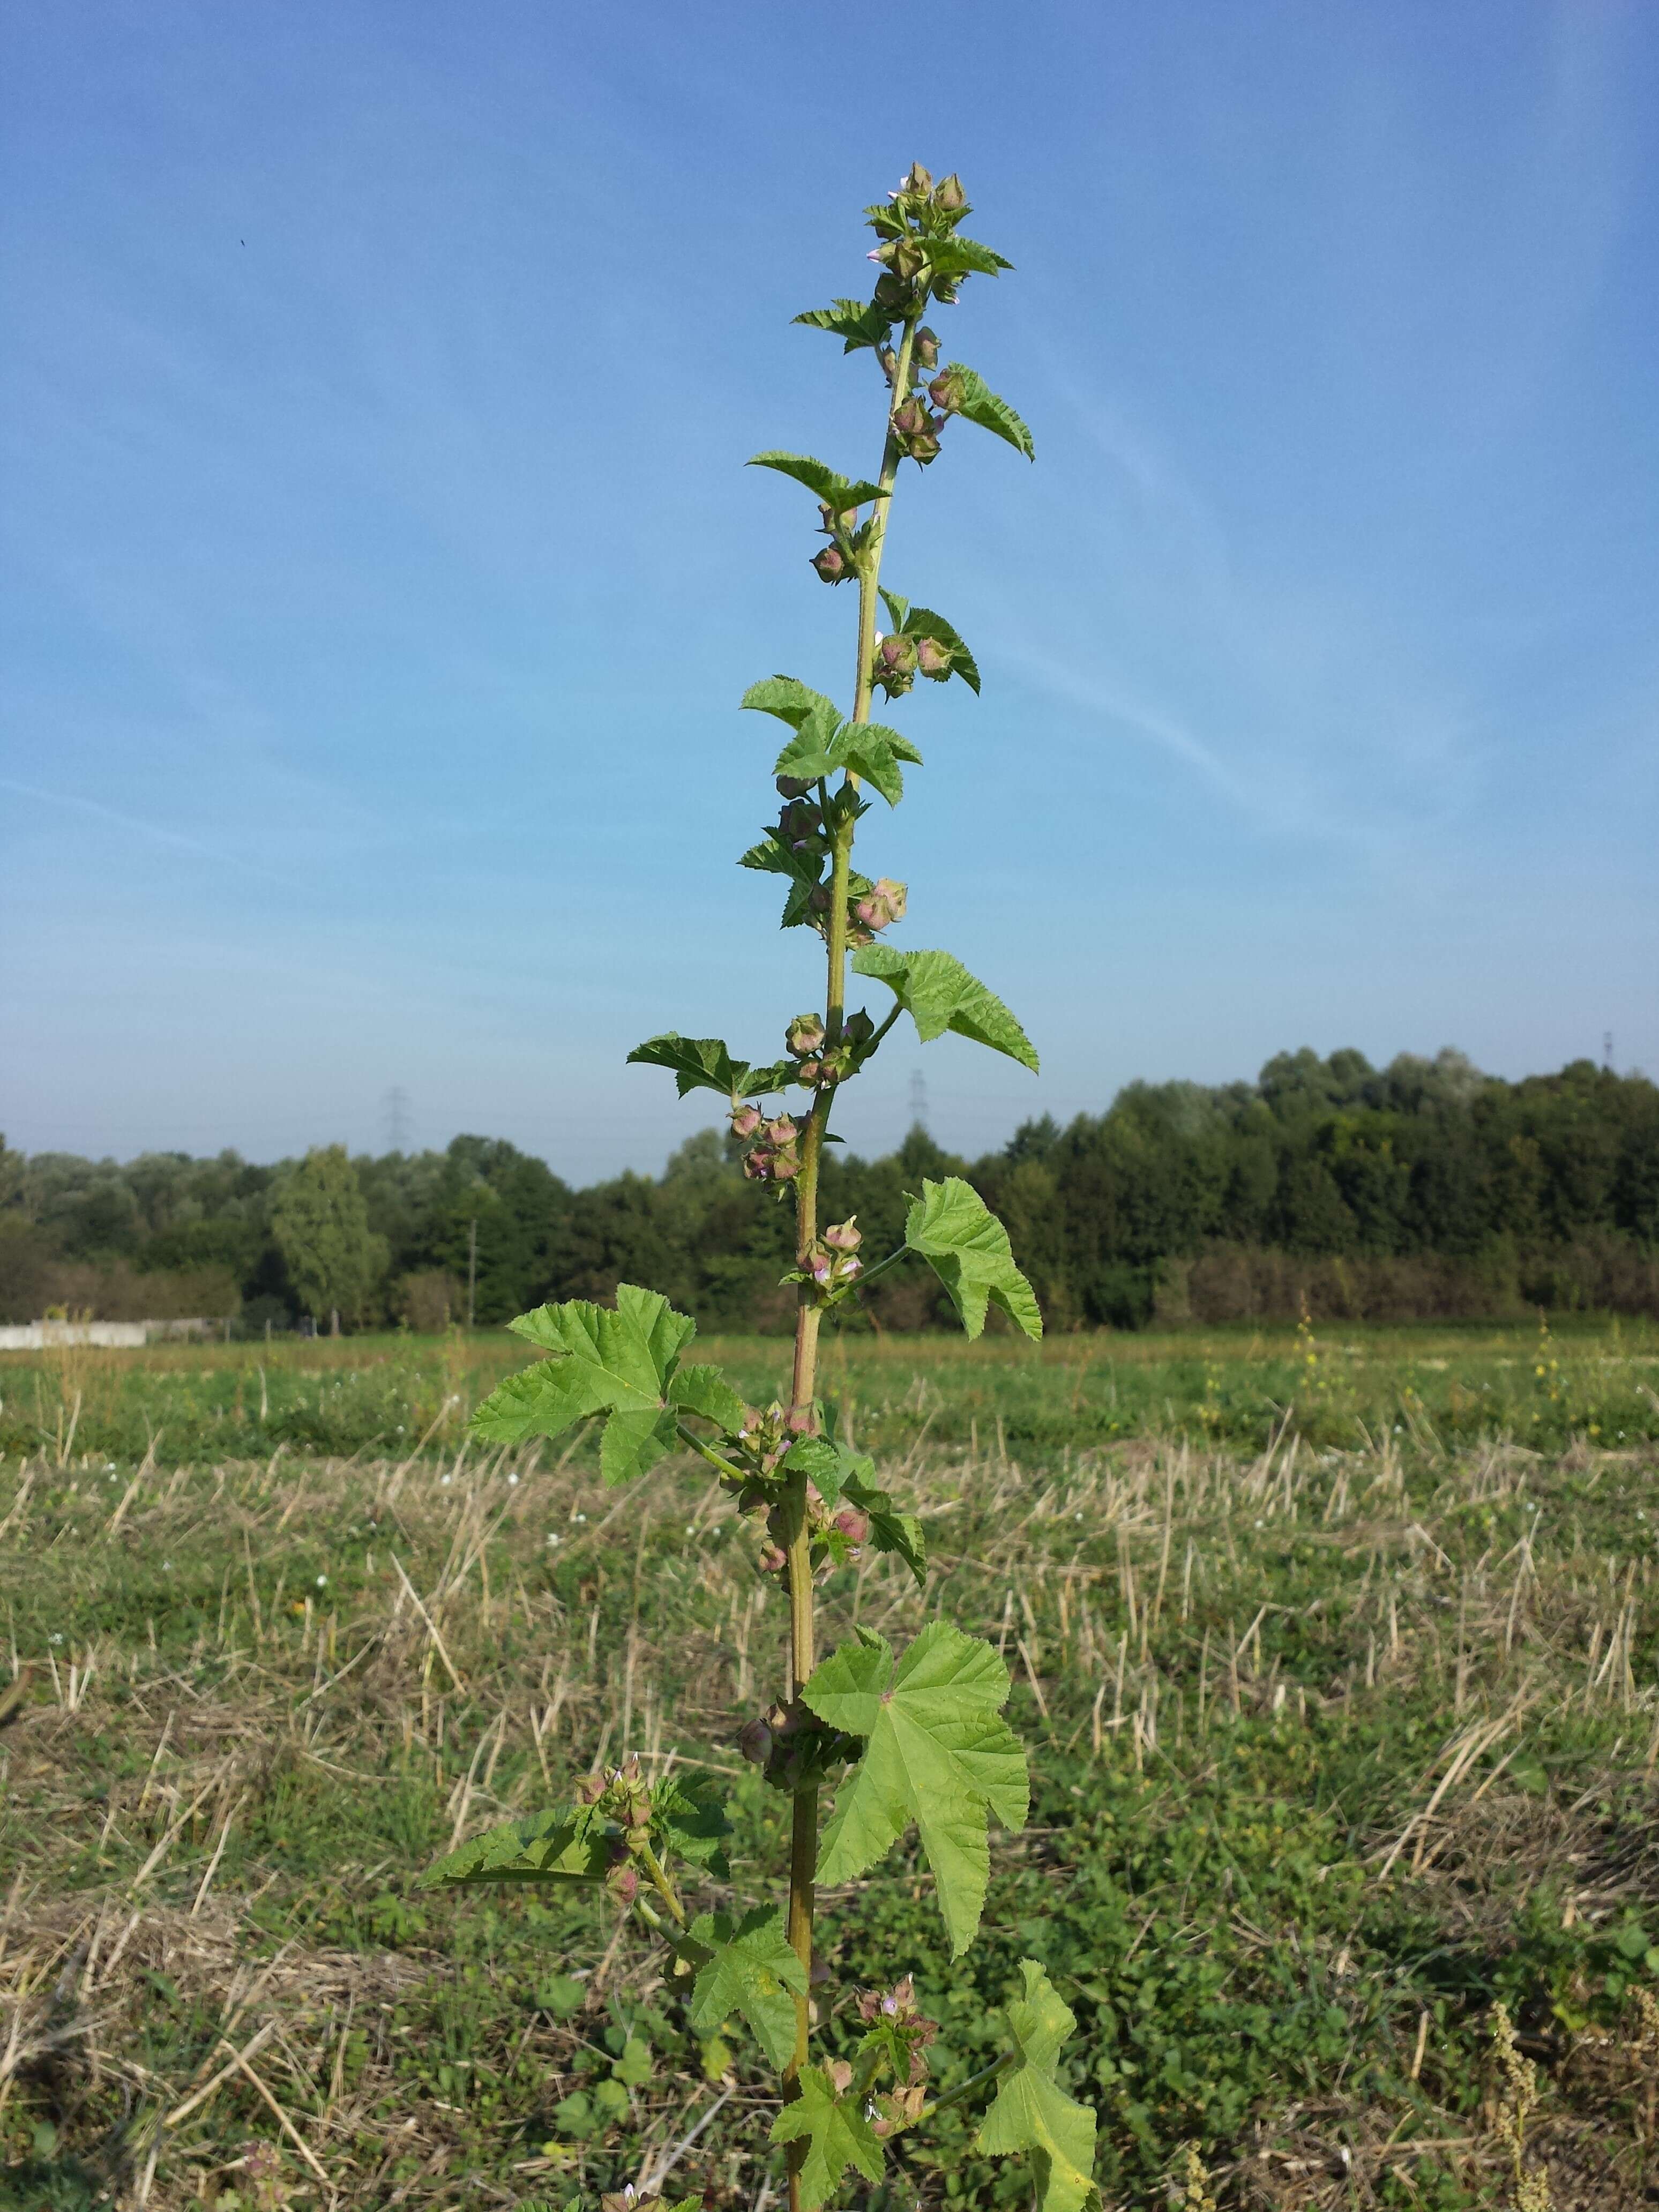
(270, 1146, 387, 1328)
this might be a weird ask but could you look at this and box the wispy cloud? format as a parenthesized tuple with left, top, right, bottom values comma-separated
(0, 776, 304, 888)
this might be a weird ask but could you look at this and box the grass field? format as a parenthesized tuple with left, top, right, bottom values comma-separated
(3, 1318, 1659, 2210)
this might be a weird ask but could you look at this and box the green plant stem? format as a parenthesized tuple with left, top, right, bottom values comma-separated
(674, 1422, 746, 1483)
(918, 2052, 1013, 2125)
(634, 1840, 687, 1927)
(779, 300, 924, 2212)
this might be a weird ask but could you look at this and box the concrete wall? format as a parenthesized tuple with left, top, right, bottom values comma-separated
(0, 1319, 213, 1350)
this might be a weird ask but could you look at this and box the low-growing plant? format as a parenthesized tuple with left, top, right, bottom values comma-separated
(422, 167, 1098, 2209)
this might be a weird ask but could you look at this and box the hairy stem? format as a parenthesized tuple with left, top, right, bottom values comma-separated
(780, 301, 924, 2210)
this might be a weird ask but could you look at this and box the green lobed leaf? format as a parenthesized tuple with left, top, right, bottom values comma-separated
(920, 234, 1014, 278)
(878, 587, 910, 631)
(420, 1803, 610, 1888)
(649, 1773, 731, 1873)
(973, 1961, 1100, 2212)
(852, 946, 1038, 1072)
(747, 451, 887, 509)
(942, 364, 1034, 460)
(627, 1034, 797, 1101)
(904, 1177, 1043, 1342)
(775, 723, 915, 809)
(626, 1035, 750, 1101)
(684, 1905, 806, 2069)
(794, 298, 894, 352)
(668, 1363, 749, 1432)
(769, 2064, 885, 2210)
(742, 675, 839, 733)
(780, 1434, 847, 1502)
(804, 1621, 1028, 1955)
(470, 1283, 700, 1482)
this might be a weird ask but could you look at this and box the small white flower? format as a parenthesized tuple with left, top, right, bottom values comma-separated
(316, 1574, 327, 1587)
(50, 1632, 64, 1645)
(507, 1473, 519, 1486)
(546, 1533, 561, 1546)
(574, 1512, 587, 1524)
(440, 1474, 452, 1486)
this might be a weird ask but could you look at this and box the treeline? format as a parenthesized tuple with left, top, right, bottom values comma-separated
(3, 1049, 1657, 1332)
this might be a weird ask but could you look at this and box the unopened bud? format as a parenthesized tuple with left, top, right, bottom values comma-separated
(730, 1102, 763, 1139)
(928, 368, 966, 414)
(902, 161, 933, 197)
(771, 1150, 802, 1181)
(873, 272, 913, 314)
(892, 398, 929, 440)
(786, 1014, 826, 1058)
(823, 1216, 862, 1252)
(914, 327, 940, 371)
(775, 774, 813, 799)
(786, 1406, 815, 1434)
(575, 1772, 605, 1805)
(854, 879, 907, 932)
(766, 1115, 798, 1146)
(811, 544, 849, 585)
(843, 1009, 876, 1048)
(738, 1716, 774, 1767)
(888, 237, 925, 281)
(606, 1863, 640, 1906)
(796, 1057, 825, 1086)
(742, 1148, 773, 1182)
(834, 1506, 870, 1545)
(914, 635, 951, 681)
(757, 1543, 787, 1575)
(877, 634, 918, 679)
(878, 345, 898, 385)
(934, 173, 967, 213)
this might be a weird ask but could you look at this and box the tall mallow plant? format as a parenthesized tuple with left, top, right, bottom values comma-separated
(425, 165, 1097, 2212)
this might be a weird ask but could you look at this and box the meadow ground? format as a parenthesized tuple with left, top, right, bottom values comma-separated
(2, 1316, 1658, 2211)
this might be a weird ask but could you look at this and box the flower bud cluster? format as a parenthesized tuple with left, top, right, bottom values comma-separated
(854, 878, 906, 933)
(864, 163, 974, 325)
(810, 877, 906, 949)
(811, 498, 865, 588)
(733, 1105, 802, 1186)
(873, 630, 952, 700)
(573, 1755, 657, 1900)
(737, 1697, 855, 1793)
(856, 1975, 939, 2135)
(891, 394, 946, 467)
(776, 796, 829, 858)
(808, 1215, 864, 1295)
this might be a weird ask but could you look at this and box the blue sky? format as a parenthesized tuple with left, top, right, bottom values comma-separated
(3, 1, 1655, 1184)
